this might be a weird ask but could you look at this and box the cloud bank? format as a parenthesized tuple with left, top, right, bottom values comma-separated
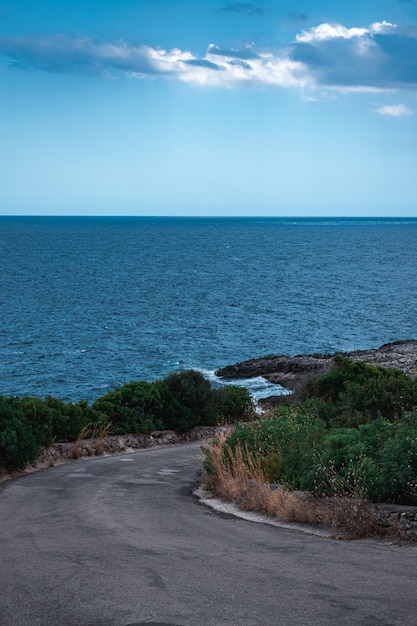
(0, 19, 417, 94)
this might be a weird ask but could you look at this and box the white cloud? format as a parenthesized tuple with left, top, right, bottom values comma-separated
(296, 20, 396, 43)
(188, 47, 311, 88)
(0, 18, 415, 96)
(296, 24, 368, 43)
(0, 34, 312, 88)
(292, 20, 417, 93)
(375, 104, 414, 116)
(370, 21, 397, 34)
(130, 45, 312, 88)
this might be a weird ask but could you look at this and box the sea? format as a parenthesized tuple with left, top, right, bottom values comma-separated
(1, 216, 416, 403)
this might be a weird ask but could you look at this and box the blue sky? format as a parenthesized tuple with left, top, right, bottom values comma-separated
(1, 0, 417, 216)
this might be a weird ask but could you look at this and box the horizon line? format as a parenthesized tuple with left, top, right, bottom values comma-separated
(1, 215, 417, 219)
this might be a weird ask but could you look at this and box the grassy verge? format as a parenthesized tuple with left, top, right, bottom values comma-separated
(202, 434, 381, 539)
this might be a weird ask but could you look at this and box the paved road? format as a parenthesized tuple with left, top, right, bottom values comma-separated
(1, 442, 416, 626)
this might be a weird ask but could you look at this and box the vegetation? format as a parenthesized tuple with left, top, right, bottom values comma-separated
(0, 395, 91, 472)
(4, 355, 417, 515)
(0, 371, 254, 473)
(204, 358, 417, 506)
(301, 356, 417, 426)
(204, 435, 380, 539)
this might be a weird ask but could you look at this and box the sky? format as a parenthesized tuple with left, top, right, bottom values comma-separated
(1, 0, 417, 216)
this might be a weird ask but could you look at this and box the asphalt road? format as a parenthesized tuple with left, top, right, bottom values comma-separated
(1, 442, 416, 626)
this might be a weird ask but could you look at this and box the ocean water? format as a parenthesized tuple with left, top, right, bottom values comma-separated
(1, 216, 416, 402)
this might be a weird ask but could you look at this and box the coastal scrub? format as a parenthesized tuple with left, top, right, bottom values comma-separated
(0, 370, 254, 473)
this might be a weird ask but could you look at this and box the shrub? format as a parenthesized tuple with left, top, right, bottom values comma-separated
(212, 385, 255, 424)
(0, 397, 38, 471)
(21, 396, 91, 444)
(90, 380, 164, 435)
(0, 395, 93, 471)
(0, 370, 254, 470)
(370, 412, 417, 504)
(219, 404, 417, 505)
(309, 420, 391, 499)
(156, 370, 217, 432)
(309, 415, 417, 504)
(202, 435, 380, 538)
(302, 357, 417, 427)
(226, 405, 326, 488)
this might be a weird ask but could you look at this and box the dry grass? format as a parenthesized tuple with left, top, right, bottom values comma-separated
(204, 435, 381, 539)
(71, 423, 112, 459)
(92, 422, 112, 455)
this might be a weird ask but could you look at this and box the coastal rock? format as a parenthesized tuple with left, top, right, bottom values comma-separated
(216, 339, 417, 395)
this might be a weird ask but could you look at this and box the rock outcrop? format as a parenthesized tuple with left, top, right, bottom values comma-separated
(216, 340, 417, 399)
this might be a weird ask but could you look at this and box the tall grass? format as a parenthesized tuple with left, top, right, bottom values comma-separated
(71, 422, 112, 459)
(204, 435, 380, 539)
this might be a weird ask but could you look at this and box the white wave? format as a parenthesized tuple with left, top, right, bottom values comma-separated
(198, 369, 291, 402)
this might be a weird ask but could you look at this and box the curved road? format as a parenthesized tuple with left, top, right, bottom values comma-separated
(1, 442, 416, 626)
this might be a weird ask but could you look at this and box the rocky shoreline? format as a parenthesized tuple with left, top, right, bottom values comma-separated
(216, 339, 417, 407)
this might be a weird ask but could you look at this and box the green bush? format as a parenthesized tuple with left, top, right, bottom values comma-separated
(309, 415, 417, 503)
(157, 370, 217, 432)
(220, 404, 417, 505)
(206, 360, 417, 505)
(303, 357, 417, 427)
(0, 397, 38, 471)
(78, 371, 254, 436)
(226, 406, 326, 488)
(90, 381, 164, 435)
(0, 395, 93, 471)
(0, 370, 255, 472)
(366, 413, 417, 503)
(212, 385, 254, 424)
(309, 420, 391, 499)
(21, 396, 91, 444)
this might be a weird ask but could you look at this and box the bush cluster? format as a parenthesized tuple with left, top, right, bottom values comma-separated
(0, 396, 90, 472)
(302, 356, 417, 426)
(0, 371, 254, 472)
(221, 358, 417, 505)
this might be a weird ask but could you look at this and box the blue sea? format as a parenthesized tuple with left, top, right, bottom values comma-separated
(1, 216, 416, 403)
